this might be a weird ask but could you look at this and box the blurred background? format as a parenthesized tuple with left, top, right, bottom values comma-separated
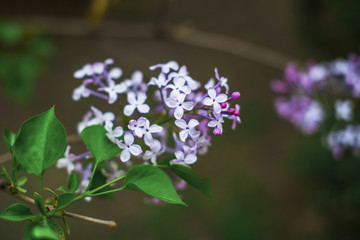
(1, 0, 360, 239)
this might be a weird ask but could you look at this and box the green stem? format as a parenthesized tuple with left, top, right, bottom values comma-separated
(85, 161, 99, 192)
(39, 175, 45, 204)
(88, 174, 126, 195)
(88, 187, 124, 197)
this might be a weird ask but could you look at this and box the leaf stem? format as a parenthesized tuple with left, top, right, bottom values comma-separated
(88, 175, 126, 195)
(0, 179, 116, 228)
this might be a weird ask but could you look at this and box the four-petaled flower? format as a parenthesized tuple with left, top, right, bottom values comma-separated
(166, 93, 194, 119)
(175, 119, 200, 142)
(166, 76, 191, 98)
(124, 92, 150, 116)
(57, 145, 76, 174)
(100, 79, 127, 104)
(73, 85, 90, 101)
(202, 88, 228, 114)
(170, 151, 197, 165)
(116, 132, 142, 162)
(143, 140, 163, 164)
(143, 119, 163, 146)
(105, 121, 124, 143)
(149, 60, 179, 73)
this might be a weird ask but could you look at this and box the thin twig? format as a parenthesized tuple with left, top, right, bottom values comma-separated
(0, 179, 116, 228)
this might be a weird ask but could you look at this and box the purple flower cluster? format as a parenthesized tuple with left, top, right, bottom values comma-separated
(271, 54, 360, 158)
(58, 59, 242, 197)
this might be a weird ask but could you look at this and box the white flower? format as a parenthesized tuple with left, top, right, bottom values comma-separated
(335, 100, 353, 121)
(143, 119, 163, 146)
(149, 60, 179, 73)
(90, 106, 115, 124)
(204, 78, 215, 90)
(168, 65, 199, 90)
(149, 73, 170, 88)
(116, 132, 142, 162)
(124, 92, 150, 116)
(105, 121, 123, 143)
(166, 93, 194, 119)
(193, 134, 211, 155)
(166, 76, 191, 98)
(170, 151, 197, 165)
(175, 119, 200, 142)
(207, 113, 224, 133)
(143, 140, 163, 164)
(308, 65, 327, 82)
(73, 85, 90, 101)
(128, 117, 147, 138)
(100, 79, 127, 104)
(73, 64, 93, 79)
(214, 68, 229, 94)
(202, 88, 228, 114)
(108, 67, 122, 80)
(57, 145, 76, 174)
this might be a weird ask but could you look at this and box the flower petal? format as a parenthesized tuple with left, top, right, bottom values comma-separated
(179, 130, 188, 142)
(174, 107, 184, 119)
(203, 97, 213, 106)
(124, 132, 134, 145)
(208, 88, 216, 99)
(109, 67, 122, 79)
(184, 154, 197, 164)
(175, 119, 187, 129)
(175, 151, 184, 161)
(138, 104, 150, 114)
(120, 149, 131, 162)
(188, 119, 199, 128)
(129, 144, 142, 156)
(124, 105, 136, 116)
(215, 93, 227, 103)
(182, 101, 194, 111)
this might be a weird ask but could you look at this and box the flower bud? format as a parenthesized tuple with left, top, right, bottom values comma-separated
(213, 127, 221, 136)
(228, 108, 235, 115)
(220, 102, 228, 108)
(231, 91, 241, 99)
(234, 110, 240, 116)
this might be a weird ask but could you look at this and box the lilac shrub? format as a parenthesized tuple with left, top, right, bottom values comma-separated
(0, 59, 241, 239)
(271, 54, 360, 159)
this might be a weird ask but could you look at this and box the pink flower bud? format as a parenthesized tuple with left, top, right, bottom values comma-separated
(228, 108, 235, 115)
(213, 127, 221, 136)
(234, 110, 240, 116)
(220, 102, 228, 108)
(231, 91, 241, 99)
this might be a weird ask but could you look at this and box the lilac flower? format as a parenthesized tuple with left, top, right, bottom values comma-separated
(166, 93, 194, 119)
(335, 100, 353, 121)
(143, 140, 163, 164)
(170, 151, 197, 165)
(100, 79, 127, 104)
(230, 104, 241, 130)
(105, 121, 124, 143)
(128, 117, 147, 138)
(202, 88, 228, 114)
(73, 85, 90, 101)
(142, 119, 163, 146)
(149, 61, 179, 73)
(90, 106, 115, 125)
(166, 77, 191, 98)
(124, 92, 150, 116)
(116, 132, 142, 162)
(57, 145, 76, 174)
(214, 68, 229, 94)
(168, 65, 199, 90)
(207, 113, 225, 135)
(175, 119, 200, 142)
(148, 73, 170, 88)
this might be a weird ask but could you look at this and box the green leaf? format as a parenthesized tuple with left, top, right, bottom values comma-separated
(23, 221, 37, 240)
(62, 217, 70, 235)
(123, 165, 186, 206)
(56, 193, 75, 210)
(80, 125, 121, 163)
(163, 164, 212, 198)
(48, 218, 65, 240)
(56, 186, 67, 193)
(67, 173, 80, 193)
(0, 203, 34, 221)
(32, 224, 59, 240)
(2, 128, 16, 152)
(14, 107, 67, 177)
(33, 192, 46, 215)
(16, 176, 28, 187)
